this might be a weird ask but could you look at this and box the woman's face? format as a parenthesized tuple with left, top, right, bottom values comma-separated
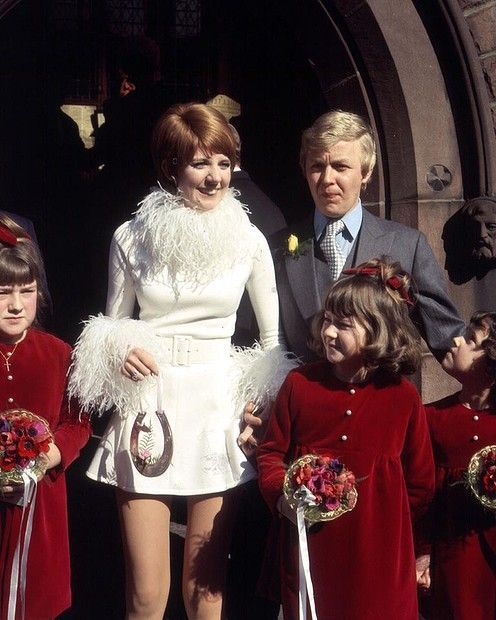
(0, 281, 37, 344)
(176, 149, 231, 211)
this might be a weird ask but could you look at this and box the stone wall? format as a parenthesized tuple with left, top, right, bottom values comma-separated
(459, 0, 496, 133)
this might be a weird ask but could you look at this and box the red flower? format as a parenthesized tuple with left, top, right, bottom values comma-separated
(0, 456, 16, 471)
(482, 472, 496, 495)
(0, 431, 15, 447)
(295, 464, 313, 486)
(36, 438, 51, 454)
(17, 437, 38, 459)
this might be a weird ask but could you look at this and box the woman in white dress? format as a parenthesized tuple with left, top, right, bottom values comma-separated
(69, 103, 294, 619)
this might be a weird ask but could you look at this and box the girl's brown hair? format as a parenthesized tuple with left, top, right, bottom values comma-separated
(151, 102, 237, 186)
(470, 310, 496, 406)
(310, 257, 421, 380)
(0, 214, 47, 326)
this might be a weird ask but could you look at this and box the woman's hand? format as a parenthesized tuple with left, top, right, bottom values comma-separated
(416, 554, 431, 589)
(237, 401, 272, 458)
(121, 347, 160, 382)
(237, 401, 260, 456)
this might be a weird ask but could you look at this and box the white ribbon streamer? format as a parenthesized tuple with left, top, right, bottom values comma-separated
(138, 375, 164, 429)
(7, 470, 38, 620)
(297, 504, 318, 620)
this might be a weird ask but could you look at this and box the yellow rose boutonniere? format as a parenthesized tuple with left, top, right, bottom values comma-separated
(288, 234, 299, 254)
(285, 234, 312, 259)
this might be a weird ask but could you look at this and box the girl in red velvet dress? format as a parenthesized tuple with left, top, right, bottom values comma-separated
(417, 311, 496, 619)
(258, 258, 435, 620)
(0, 215, 90, 619)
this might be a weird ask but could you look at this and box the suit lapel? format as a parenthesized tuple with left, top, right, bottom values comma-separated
(283, 217, 321, 322)
(286, 241, 321, 321)
(348, 209, 396, 266)
(283, 210, 397, 320)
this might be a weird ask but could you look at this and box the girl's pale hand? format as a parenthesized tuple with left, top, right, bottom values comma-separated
(121, 347, 160, 381)
(276, 494, 297, 525)
(416, 554, 431, 588)
(0, 444, 61, 498)
(237, 401, 259, 456)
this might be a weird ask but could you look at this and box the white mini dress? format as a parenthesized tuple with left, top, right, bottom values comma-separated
(77, 190, 285, 496)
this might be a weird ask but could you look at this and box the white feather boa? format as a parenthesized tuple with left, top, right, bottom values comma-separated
(68, 315, 299, 418)
(129, 187, 254, 292)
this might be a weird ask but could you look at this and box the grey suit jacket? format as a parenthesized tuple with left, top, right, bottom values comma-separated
(275, 209, 465, 361)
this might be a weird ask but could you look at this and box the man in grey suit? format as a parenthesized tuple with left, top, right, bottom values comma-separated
(275, 109, 464, 363)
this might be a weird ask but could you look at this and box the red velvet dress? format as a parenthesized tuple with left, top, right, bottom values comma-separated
(0, 328, 91, 620)
(258, 362, 435, 620)
(425, 395, 496, 619)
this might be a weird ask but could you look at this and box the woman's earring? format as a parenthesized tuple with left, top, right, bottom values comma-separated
(170, 175, 177, 188)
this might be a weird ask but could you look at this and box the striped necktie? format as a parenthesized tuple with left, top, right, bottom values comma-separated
(320, 219, 345, 280)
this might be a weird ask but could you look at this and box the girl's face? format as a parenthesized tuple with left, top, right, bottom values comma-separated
(177, 149, 231, 211)
(321, 311, 367, 373)
(442, 324, 488, 380)
(0, 281, 37, 344)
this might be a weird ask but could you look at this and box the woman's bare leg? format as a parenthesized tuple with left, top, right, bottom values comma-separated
(116, 490, 173, 620)
(182, 491, 239, 620)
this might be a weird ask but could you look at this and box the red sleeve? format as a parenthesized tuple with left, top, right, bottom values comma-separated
(401, 390, 435, 518)
(49, 397, 91, 481)
(48, 344, 92, 481)
(257, 372, 295, 513)
(414, 405, 439, 555)
(401, 391, 435, 553)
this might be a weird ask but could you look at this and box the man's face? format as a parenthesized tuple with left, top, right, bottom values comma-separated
(469, 201, 496, 260)
(304, 140, 372, 219)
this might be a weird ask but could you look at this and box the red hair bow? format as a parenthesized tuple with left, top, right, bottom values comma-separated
(342, 267, 415, 306)
(0, 224, 18, 247)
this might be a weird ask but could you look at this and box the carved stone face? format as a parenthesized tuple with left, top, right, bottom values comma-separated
(467, 199, 496, 261)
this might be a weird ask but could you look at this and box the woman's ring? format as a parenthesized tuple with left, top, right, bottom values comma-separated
(131, 370, 140, 381)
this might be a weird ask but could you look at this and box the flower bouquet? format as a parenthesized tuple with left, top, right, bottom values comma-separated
(467, 445, 496, 511)
(283, 453, 358, 527)
(0, 408, 53, 487)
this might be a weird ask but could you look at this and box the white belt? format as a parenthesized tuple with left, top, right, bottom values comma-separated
(157, 335, 230, 366)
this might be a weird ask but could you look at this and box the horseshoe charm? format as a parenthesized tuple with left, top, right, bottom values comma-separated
(130, 410, 173, 477)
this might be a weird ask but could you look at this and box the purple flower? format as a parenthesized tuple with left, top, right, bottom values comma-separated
(0, 417, 10, 433)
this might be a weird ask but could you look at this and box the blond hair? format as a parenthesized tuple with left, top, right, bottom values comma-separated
(300, 110, 376, 176)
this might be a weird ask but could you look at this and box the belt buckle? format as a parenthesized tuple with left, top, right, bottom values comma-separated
(172, 335, 192, 366)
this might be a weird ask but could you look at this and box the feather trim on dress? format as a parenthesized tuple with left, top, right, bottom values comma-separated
(230, 344, 300, 416)
(129, 187, 254, 292)
(68, 314, 163, 416)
